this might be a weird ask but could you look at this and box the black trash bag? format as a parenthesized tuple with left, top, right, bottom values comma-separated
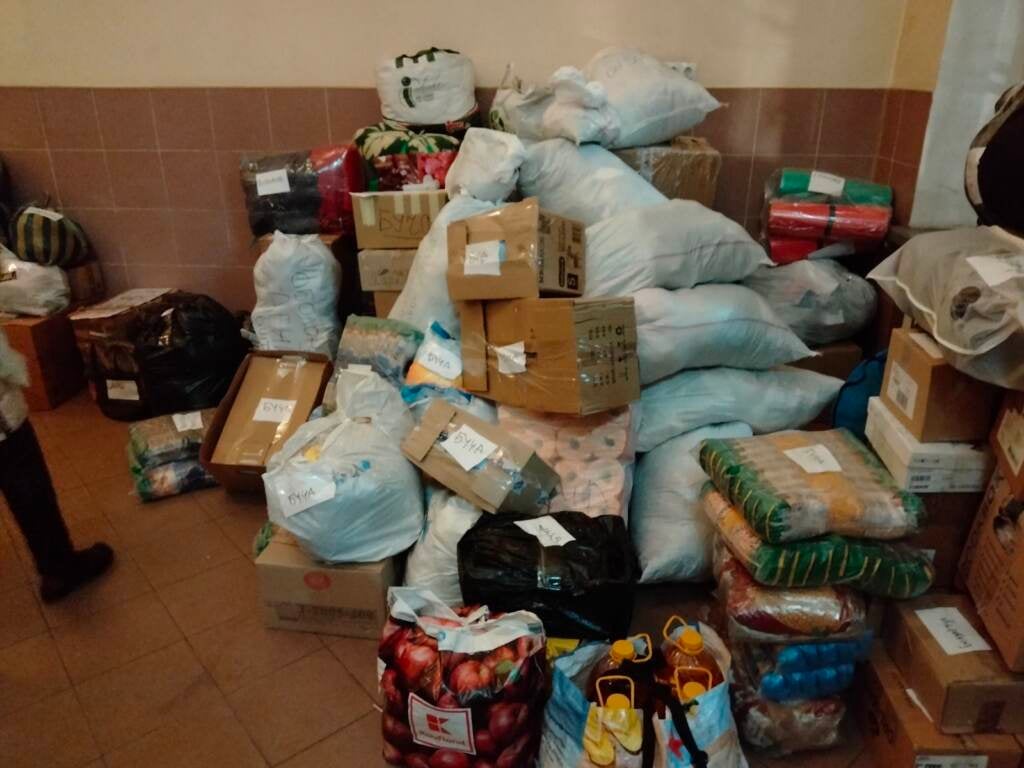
(458, 511, 639, 640)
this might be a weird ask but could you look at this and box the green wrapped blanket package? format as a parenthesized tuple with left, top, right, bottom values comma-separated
(699, 429, 924, 543)
(128, 409, 216, 469)
(129, 448, 216, 502)
(772, 168, 893, 206)
(702, 486, 934, 599)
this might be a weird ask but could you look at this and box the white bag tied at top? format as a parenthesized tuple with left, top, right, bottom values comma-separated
(403, 488, 483, 605)
(376, 47, 476, 126)
(541, 67, 620, 146)
(489, 63, 553, 141)
(444, 128, 526, 204)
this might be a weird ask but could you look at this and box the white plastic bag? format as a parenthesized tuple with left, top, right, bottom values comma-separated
(637, 366, 843, 453)
(444, 127, 526, 203)
(869, 226, 1024, 388)
(585, 47, 720, 149)
(743, 259, 877, 346)
(0, 245, 69, 316)
(376, 47, 475, 125)
(401, 382, 497, 424)
(388, 194, 500, 333)
(631, 423, 752, 583)
(252, 232, 341, 357)
(518, 139, 666, 226)
(635, 284, 812, 384)
(403, 488, 483, 605)
(489, 63, 552, 141)
(264, 370, 423, 563)
(586, 201, 770, 298)
(541, 67, 620, 146)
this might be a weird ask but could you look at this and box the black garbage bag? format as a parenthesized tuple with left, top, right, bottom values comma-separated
(458, 511, 639, 640)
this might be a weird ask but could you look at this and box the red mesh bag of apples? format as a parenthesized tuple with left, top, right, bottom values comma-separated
(378, 587, 549, 768)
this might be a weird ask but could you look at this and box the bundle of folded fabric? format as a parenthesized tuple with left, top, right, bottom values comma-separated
(127, 409, 217, 501)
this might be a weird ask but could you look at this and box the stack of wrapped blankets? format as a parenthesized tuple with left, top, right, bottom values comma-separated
(127, 410, 217, 501)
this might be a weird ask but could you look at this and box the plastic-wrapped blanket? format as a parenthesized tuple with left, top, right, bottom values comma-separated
(335, 315, 423, 385)
(635, 284, 812, 384)
(130, 454, 215, 502)
(403, 488, 482, 605)
(699, 429, 923, 542)
(128, 409, 215, 468)
(353, 119, 460, 190)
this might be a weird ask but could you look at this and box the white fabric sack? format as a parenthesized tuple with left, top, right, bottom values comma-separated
(743, 259, 877, 346)
(0, 246, 69, 316)
(870, 226, 1024, 389)
(631, 422, 752, 584)
(252, 232, 341, 357)
(376, 48, 475, 125)
(637, 366, 843, 453)
(388, 194, 500, 333)
(584, 47, 720, 149)
(264, 371, 423, 563)
(541, 67, 620, 146)
(488, 63, 552, 141)
(635, 284, 813, 384)
(585, 201, 770, 297)
(403, 488, 483, 605)
(444, 128, 526, 203)
(518, 139, 666, 226)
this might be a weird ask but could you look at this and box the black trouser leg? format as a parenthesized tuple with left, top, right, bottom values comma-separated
(0, 422, 74, 576)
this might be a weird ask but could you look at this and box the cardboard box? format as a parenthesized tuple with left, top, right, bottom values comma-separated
(357, 249, 415, 292)
(460, 297, 640, 416)
(960, 467, 1024, 671)
(446, 198, 584, 300)
(256, 530, 396, 639)
(201, 351, 332, 493)
(793, 340, 863, 381)
(857, 649, 1022, 768)
(881, 328, 1001, 443)
(991, 391, 1024, 499)
(0, 312, 84, 411)
(884, 593, 1024, 733)
(351, 190, 447, 249)
(401, 399, 560, 514)
(866, 397, 995, 493)
(905, 492, 984, 589)
(373, 290, 400, 319)
(612, 136, 721, 208)
(65, 261, 105, 307)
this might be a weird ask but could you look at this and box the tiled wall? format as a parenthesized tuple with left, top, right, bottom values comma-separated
(0, 86, 931, 312)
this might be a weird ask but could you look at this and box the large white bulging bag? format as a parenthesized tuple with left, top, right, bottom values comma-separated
(444, 127, 526, 203)
(264, 371, 423, 563)
(584, 47, 720, 149)
(586, 201, 770, 298)
(635, 284, 812, 384)
(541, 67, 620, 146)
(518, 139, 666, 226)
(637, 366, 843, 452)
(252, 232, 341, 357)
(376, 48, 475, 125)
(869, 226, 1024, 388)
(631, 423, 752, 584)
(403, 488, 482, 605)
(489, 63, 553, 141)
(0, 245, 69, 316)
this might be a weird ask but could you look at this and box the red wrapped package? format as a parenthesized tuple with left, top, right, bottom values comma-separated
(378, 588, 549, 768)
(766, 237, 868, 265)
(766, 201, 891, 243)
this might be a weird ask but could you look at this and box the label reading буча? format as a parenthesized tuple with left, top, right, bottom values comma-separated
(495, 341, 527, 374)
(172, 411, 203, 432)
(441, 425, 497, 472)
(417, 340, 462, 379)
(807, 171, 846, 197)
(915, 607, 992, 656)
(256, 168, 290, 196)
(253, 398, 297, 423)
(273, 475, 336, 518)
(463, 240, 504, 276)
(107, 380, 140, 401)
(887, 362, 918, 419)
(783, 445, 842, 474)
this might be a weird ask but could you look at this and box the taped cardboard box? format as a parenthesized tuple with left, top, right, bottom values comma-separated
(357, 249, 415, 292)
(881, 328, 1001, 443)
(612, 136, 721, 208)
(904, 491, 984, 589)
(866, 397, 995, 493)
(856, 649, 1022, 768)
(65, 261, 105, 307)
(460, 297, 640, 416)
(351, 190, 447, 249)
(959, 467, 1024, 671)
(200, 351, 332, 493)
(991, 390, 1024, 499)
(373, 291, 400, 319)
(1, 312, 84, 411)
(401, 399, 560, 514)
(446, 197, 584, 301)
(256, 529, 396, 639)
(884, 593, 1024, 733)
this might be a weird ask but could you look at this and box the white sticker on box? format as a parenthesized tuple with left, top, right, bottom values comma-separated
(997, 408, 1024, 475)
(915, 607, 992, 655)
(253, 397, 297, 423)
(441, 425, 497, 472)
(783, 445, 842, 474)
(910, 331, 944, 360)
(807, 170, 846, 197)
(495, 341, 527, 374)
(408, 693, 476, 754)
(346, 363, 374, 375)
(171, 411, 203, 432)
(915, 755, 988, 768)
(967, 255, 1024, 287)
(515, 515, 577, 547)
(255, 168, 291, 196)
(417, 340, 462, 379)
(887, 361, 918, 419)
(107, 380, 139, 401)
(23, 205, 64, 221)
(463, 240, 504, 276)
(273, 475, 335, 518)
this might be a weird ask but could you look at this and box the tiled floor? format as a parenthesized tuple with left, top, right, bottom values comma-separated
(0, 392, 866, 767)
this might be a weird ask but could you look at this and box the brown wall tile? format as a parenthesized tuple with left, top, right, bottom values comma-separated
(877, 90, 904, 160)
(63, 208, 122, 266)
(815, 156, 876, 179)
(37, 89, 102, 149)
(94, 89, 157, 150)
(161, 151, 222, 209)
(125, 262, 187, 290)
(106, 151, 167, 208)
(890, 161, 919, 225)
(268, 88, 329, 151)
(873, 157, 893, 184)
(326, 88, 383, 144)
(117, 209, 177, 266)
(152, 89, 213, 150)
(695, 88, 759, 156)
(2, 150, 57, 205)
(208, 89, 271, 151)
(215, 151, 247, 210)
(224, 209, 256, 265)
(894, 91, 932, 166)
(100, 264, 129, 296)
(713, 155, 753, 221)
(0, 89, 46, 149)
(818, 89, 885, 156)
(754, 89, 824, 156)
(476, 88, 496, 121)
(172, 209, 228, 265)
(210, 266, 257, 311)
(50, 151, 113, 208)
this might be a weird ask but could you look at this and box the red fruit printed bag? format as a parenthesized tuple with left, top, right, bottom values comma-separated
(378, 587, 549, 768)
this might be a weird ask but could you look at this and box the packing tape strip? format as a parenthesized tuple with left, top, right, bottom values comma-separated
(409, 194, 422, 215)
(358, 197, 377, 227)
(393, 194, 406, 215)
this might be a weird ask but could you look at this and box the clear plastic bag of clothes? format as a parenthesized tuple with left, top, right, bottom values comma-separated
(732, 636, 871, 703)
(353, 118, 461, 190)
(128, 409, 215, 469)
(403, 488, 483, 605)
(699, 428, 923, 542)
(732, 678, 845, 757)
(335, 315, 423, 385)
(765, 168, 893, 207)
(129, 454, 215, 502)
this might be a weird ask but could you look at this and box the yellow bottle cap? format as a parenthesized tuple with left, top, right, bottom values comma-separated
(681, 681, 707, 701)
(610, 640, 636, 663)
(680, 627, 704, 654)
(605, 693, 631, 709)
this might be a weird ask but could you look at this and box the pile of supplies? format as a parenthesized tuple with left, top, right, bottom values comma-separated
(127, 410, 217, 501)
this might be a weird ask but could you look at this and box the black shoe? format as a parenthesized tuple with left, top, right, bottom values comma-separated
(40, 543, 115, 603)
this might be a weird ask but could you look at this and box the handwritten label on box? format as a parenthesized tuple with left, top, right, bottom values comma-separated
(441, 425, 497, 472)
(253, 398, 297, 423)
